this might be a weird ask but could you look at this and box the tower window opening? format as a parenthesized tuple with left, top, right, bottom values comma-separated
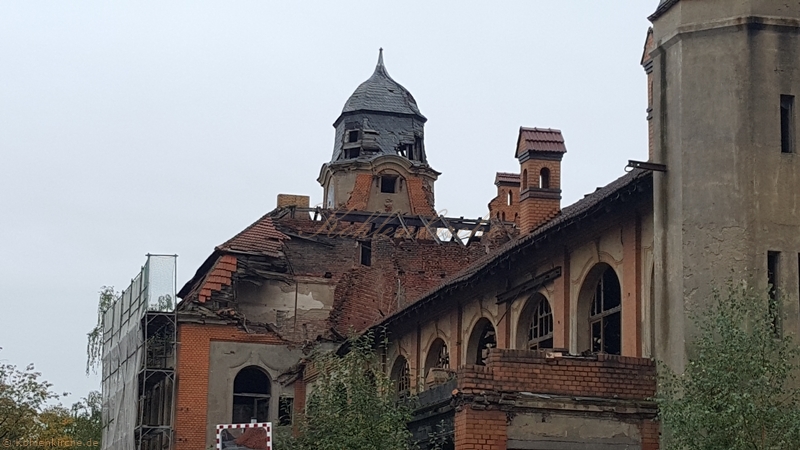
(539, 168, 551, 189)
(348, 130, 360, 143)
(522, 170, 528, 189)
(398, 143, 412, 159)
(360, 240, 372, 266)
(381, 175, 398, 193)
(507, 191, 513, 206)
(768, 251, 781, 335)
(345, 148, 361, 159)
(781, 95, 795, 154)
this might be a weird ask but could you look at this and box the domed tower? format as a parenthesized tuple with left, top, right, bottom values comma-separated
(318, 50, 439, 215)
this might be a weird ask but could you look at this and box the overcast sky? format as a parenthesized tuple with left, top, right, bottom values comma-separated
(0, 1, 656, 403)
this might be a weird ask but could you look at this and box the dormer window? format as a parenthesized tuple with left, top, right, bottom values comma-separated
(381, 175, 398, 193)
(348, 130, 360, 143)
(344, 148, 361, 159)
(397, 143, 412, 158)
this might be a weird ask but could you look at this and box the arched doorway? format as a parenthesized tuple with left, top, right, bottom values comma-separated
(466, 318, 496, 366)
(232, 366, 271, 424)
(577, 264, 622, 355)
(516, 293, 554, 350)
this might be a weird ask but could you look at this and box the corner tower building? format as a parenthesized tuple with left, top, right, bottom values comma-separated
(650, 0, 800, 373)
(318, 50, 439, 215)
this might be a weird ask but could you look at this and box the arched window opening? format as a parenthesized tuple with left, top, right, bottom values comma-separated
(589, 267, 622, 355)
(390, 356, 411, 397)
(424, 338, 450, 375)
(539, 168, 551, 189)
(381, 175, 398, 193)
(522, 169, 528, 189)
(467, 318, 496, 366)
(232, 366, 271, 424)
(507, 191, 513, 206)
(502, 212, 506, 221)
(528, 297, 554, 350)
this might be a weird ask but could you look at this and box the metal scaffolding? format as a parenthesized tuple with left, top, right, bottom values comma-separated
(102, 255, 177, 450)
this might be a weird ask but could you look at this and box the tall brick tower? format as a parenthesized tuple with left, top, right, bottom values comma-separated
(649, 0, 800, 373)
(516, 127, 566, 233)
(318, 50, 439, 215)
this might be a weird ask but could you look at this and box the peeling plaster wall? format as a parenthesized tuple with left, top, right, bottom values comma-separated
(507, 413, 642, 450)
(205, 342, 304, 445)
(237, 278, 335, 336)
(652, 2, 800, 373)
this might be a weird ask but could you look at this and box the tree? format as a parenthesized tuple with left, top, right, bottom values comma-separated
(86, 286, 118, 375)
(0, 349, 64, 444)
(284, 332, 414, 450)
(656, 282, 800, 450)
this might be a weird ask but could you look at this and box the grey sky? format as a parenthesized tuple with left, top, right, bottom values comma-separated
(0, 1, 655, 403)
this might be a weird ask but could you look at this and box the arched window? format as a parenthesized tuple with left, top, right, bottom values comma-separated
(502, 212, 506, 221)
(539, 168, 551, 189)
(522, 169, 528, 189)
(507, 191, 513, 206)
(232, 366, 271, 424)
(390, 356, 411, 397)
(467, 318, 496, 366)
(589, 267, 622, 355)
(424, 338, 450, 375)
(519, 294, 554, 350)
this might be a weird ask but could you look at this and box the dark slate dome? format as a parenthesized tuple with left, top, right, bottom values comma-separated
(341, 49, 425, 120)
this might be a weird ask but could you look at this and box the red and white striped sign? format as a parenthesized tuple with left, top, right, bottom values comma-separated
(216, 422, 272, 450)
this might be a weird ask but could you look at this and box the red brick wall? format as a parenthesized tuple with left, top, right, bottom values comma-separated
(454, 406, 507, 450)
(458, 349, 656, 401)
(329, 237, 487, 334)
(518, 158, 562, 234)
(345, 173, 373, 211)
(488, 183, 520, 225)
(174, 323, 286, 450)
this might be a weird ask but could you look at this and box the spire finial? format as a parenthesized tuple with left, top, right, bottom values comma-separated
(377, 48, 384, 67)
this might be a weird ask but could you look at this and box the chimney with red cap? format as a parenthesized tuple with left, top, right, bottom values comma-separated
(516, 127, 566, 233)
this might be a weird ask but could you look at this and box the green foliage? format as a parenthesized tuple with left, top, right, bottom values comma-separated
(656, 282, 800, 450)
(1, 349, 102, 448)
(282, 332, 414, 450)
(0, 351, 63, 443)
(86, 286, 118, 375)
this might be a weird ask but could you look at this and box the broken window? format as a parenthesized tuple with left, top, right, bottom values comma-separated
(589, 267, 621, 355)
(232, 366, 271, 424)
(348, 130, 360, 143)
(278, 397, 293, 426)
(528, 298, 554, 350)
(391, 356, 411, 397)
(781, 95, 795, 154)
(768, 251, 781, 334)
(397, 143, 412, 158)
(424, 338, 450, 374)
(380, 175, 398, 193)
(360, 240, 372, 266)
(344, 148, 361, 159)
(467, 319, 496, 366)
(539, 168, 551, 189)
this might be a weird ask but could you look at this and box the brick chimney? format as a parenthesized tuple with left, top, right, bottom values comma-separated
(277, 194, 310, 209)
(516, 127, 566, 233)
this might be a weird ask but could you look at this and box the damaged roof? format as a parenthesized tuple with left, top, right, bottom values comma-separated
(339, 49, 425, 120)
(368, 168, 653, 332)
(516, 127, 567, 157)
(217, 213, 288, 258)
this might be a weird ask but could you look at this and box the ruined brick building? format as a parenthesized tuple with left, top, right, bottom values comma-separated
(114, 1, 800, 449)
